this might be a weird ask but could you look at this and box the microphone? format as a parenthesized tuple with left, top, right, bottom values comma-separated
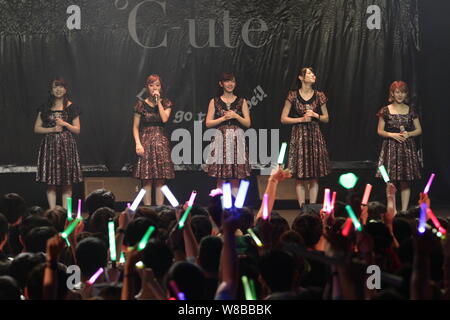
(154, 91, 160, 104)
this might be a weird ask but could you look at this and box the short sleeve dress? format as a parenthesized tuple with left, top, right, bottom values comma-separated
(286, 90, 331, 179)
(133, 99, 175, 180)
(375, 106, 421, 181)
(203, 97, 251, 179)
(36, 104, 83, 185)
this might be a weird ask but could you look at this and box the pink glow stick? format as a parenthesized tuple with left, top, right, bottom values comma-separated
(76, 199, 82, 219)
(361, 184, 372, 205)
(423, 174, 436, 194)
(187, 191, 197, 207)
(262, 194, 269, 220)
(322, 189, 330, 213)
(330, 192, 337, 213)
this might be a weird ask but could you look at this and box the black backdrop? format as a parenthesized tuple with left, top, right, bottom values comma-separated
(0, 0, 448, 202)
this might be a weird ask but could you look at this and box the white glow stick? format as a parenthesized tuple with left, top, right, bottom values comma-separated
(234, 180, 250, 208)
(187, 191, 197, 207)
(262, 194, 269, 220)
(130, 189, 147, 211)
(161, 185, 179, 207)
(322, 189, 330, 213)
(222, 183, 232, 209)
(277, 143, 287, 164)
(361, 184, 372, 205)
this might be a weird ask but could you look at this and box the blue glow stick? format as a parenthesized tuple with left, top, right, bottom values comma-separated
(418, 203, 427, 234)
(161, 185, 179, 207)
(130, 189, 146, 212)
(234, 180, 250, 208)
(222, 182, 232, 209)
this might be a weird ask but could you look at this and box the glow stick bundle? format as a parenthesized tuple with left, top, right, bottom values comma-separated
(234, 180, 250, 208)
(262, 194, 269, 220)
(247, 229, 263, 247)
(178, 206, 193, 229)
(130, 189, 147, 211)
(67, 197, 73, 222)
(137, 226, 156, 251)
(277, 143, 287, 165)
(187, 191, 197, 207)
(378, 165, 390, 183)
(108, 221, 116, 262)
(222, 183, 233, 209)
(361, 184, 372, 205)
(161, 185, 179, 207)
(345, 205, 362, 231)
(423, 173, 436, 194)
(341, 218, 353, 237)
(87, 268, 104, 285)
(418, 203, 427, 234)
(76, 199, 82, 219)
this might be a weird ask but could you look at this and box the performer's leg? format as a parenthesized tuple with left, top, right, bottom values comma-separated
(308, 179, 319, 204)
(231, 179, 239, 197)
(295, 180, 307, 207)
(142, 179, 152, 206)
(400, 181, 411, 212)
(62, 185, 73, 209)
(155, 179, 165, 206)
(46, 185, 57, 209)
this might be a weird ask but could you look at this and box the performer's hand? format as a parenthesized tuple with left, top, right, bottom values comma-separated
(389, 133, 406, 143)
(305, 110, 317, 118)
(136, 144, 145, 157)
(55, 118, 67, 127)
(227, 110, 238, 119)
(223, 112, 232, 120)
(402, 131, 410, 139)
(299, 116, 311, 123)
(153, 90, 161, 103)
(53, 126, 63, 133)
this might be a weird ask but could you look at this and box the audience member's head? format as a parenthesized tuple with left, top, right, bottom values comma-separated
(123, 218, 158, 248)
(0, 193, 27, 225)
(0, 213, 8, 250)
(41, 206, 66, 232)
(25, 263, 68, 300)
(367, 201, 386, 221)
(166, 262, 206, 300)
(142, 239, 173, 280)
(28, 206, 44, 216)
(19, 215, 52, 251)
(24, 226, 57, 253)
(237, 207, 254, 232)
(9, 252, 46, 289)
(259, 250, 296, 293)
(0, 275, 21, 300)
(88, 207, 115, 235)
(292, 214, 322, 248)
(198, 236, 223, 276)
(85, 189, 115, 216)
(75, 237, 108, 279)
(191, 215, 212, 243)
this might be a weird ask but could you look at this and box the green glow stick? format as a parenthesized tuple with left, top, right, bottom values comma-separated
(345, 205, 362, 231)
(64, 237, 71, 247)
(61, 218, 82, 239)
(249, 278, 257, 300)
(178, 206, 193, 229)
(137, 226, 156, 251)
(247, 229, 263, 247)
(119, 251, 125, 264)
(108, 221, 116, 262)
(378, 165, 390, 183)
(241, 276, 255, 300)
(67, 197, 73, 222)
